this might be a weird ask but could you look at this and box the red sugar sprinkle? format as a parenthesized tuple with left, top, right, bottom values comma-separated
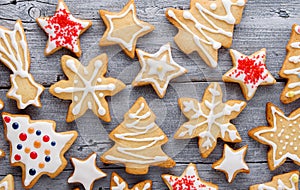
(170, 175, 207, 189)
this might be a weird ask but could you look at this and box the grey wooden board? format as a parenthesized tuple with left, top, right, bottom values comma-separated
(0, 0, 299, 189)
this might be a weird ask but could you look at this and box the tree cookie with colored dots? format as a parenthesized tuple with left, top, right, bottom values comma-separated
(2, 113, 78, 189)
(36, 0, 92, 57)
(249, 103, 300, 171)
(222, 49, 276, 100)
(101, 97, 175, 175)
(49, 54, 125, 123)
(166, 0, 247, 68)
(279, 25, 300, 104)
(175, 82, 246, 158)
(99, 0, 155, 58)
(250, 171, 299, 190)
(110, 172, 152, 190)
(162, 163, 218, 190)
(212, 144, 249, 183)
(132, 43, 187, 98)
(0, 174, 14, 190)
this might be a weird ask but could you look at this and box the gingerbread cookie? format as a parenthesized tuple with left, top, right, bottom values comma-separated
(279, 24, 300, 104)
(212, 144, 249, 183)
(49, 54, 125, 122)
(176, 82, 246, 158)
(110, 172, 152, 190)
(99, 0, 155, 58)
(166, 0, 247, 68)
(36, 0, 92, 57)
(0, 20, 44, 109)
(250, 171, 299, 190)
(162, 163, 218, 190)
(68, 153, 106, 190)
(2, 112, 78, 188)
(101, 97, 175, 175)
(132, 43, 187, 98)
(249, 103, 300, 171)
(223, 49, 276, 100)
(0, 174, 14, 190)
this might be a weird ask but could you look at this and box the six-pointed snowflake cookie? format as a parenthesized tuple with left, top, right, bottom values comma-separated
(0, 174, 14, 190)
(212, 144, 249, 183)
(162, 163, 218, 190)
(2, 113, 78, 188)
(110, 172, 152, 190)
(36, 0, 92, 57)
(99, 0, 155, 58)
(49, 54, 126, 122)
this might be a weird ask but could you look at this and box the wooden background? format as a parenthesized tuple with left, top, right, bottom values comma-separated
(0, 0, 299, 189)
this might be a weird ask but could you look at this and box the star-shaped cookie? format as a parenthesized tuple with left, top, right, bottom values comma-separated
(99, 0, 154, 58)
(110, 172, 152, 190)
(36, 0, 92, 57)
(49, 54, 126, 122)
(249, 102, 300, 170)
(223, 49, 276, 100)
(162, 163, 218, 190)
(132, 43, 187, 98)
(0, 174, 14, 190)
(68, 153, 106, 190)
(212, 144, 249, 183)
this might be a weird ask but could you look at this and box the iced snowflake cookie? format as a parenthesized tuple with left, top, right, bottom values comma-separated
(49, 54, 125, 122)
(99, 0, 155, 58)
(249, 171, 299, 190)
(175, 82, 246, 158)
(162, 163, 218, 190)
(110, 172, 152, 190)
(0, 20, 44, 109)
(249, 103, 300, 171)
(101, 97, 175, 175)
(223, 49, 276, 100)
(0, 174, 14, 190)
(132, 43, 187, 98)
(2, 113, 78, 188)
(68, 153, 107, 190)
(36, 0, 92, 57)
(212, 144, 249, 183)
(166, 0, 247, 68)
(279, 24, 300, 104)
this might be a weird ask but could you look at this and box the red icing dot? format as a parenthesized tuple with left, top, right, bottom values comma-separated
(3, 116, 11, 123)
(19, 133, 27, 141)
(14, 154, 21, 161)
(43, 135, 50, 142)
(30, 151, 38, 159)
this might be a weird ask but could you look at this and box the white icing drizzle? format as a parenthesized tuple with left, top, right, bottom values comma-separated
(105, 3, 151, 51)
(289, 56, 300, 64)
(0, 21, 44, 109)
(167, 0, 245, 67)
(54, 59, 116, 116)
(0, 181, 8, 190)
(111, 174, 151, 190)
(257, 174, 298, 190)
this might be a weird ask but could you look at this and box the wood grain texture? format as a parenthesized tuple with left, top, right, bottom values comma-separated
(0, 0, 299, 189)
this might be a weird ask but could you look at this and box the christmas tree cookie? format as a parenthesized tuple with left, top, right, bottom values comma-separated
(2, 113, 78, 188)
(110, 172, 152, 190)
(101, 97, 175, 175)
(0, 174, 14, 190)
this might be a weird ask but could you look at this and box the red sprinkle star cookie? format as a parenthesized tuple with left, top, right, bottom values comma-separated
(223, 49, 276, 100)
(0, 174, 14, 190)
(36, 0, 92, 57)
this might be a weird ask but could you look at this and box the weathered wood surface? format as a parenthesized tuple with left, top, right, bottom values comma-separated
(0, 0, 299, 189)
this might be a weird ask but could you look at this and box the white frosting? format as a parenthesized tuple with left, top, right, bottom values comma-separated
(105, 3, 151, 51)
(0, 181, 8, 190)
(257, 174, 298, 190)
(213, 145, 249, 183)
(68, 153, 106, 190)
(210, 3, 217, 11)
(0, 21, 44, 109)
(134, 43, 187, 97)
(289, 56, 300, 64)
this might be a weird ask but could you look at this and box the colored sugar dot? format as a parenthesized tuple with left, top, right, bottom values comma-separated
(44, 149, 51, 155)
(25, 147, 31, 154)
(28, 127, 34, 134)
(14, 154, 21, 161)
(3, 116, 11, 123)
(30, 151, 38, 159)
(45, 156, 51, 162)
(39, 162, 45, 169)
(51, 141, 56, 146)
(43, 135, 50, 142)
(19, 133, 27, 141)
(36, 130, 41, 136)
(17, 144, 22, 150)
(34, 141, 41, 148)
(12, 122, 19, 130)
(29, 169, 36, 176)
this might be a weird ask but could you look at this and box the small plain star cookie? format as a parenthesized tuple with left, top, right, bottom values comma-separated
(99, 0, 155, 58)
(110, 172, 152, 190)
(0, 174, 14, 190)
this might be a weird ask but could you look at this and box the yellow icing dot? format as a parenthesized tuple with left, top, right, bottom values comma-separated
(44, 149, 51, 155)
(157, 66, 163, 72)
(287, 91, 295, 98)
(292, 174, 299, 183)
(34, 141, 41, 148)
(28, 127, 34, 134)
(39, 162, 45, 169)
(25, 147, 30, 154)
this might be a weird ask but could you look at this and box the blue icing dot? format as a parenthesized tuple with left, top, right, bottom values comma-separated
(51, 141, 56, 146)
(45, 156, 51, 162)
(17, 144, 22, 150)
(36, 130, 41, 136)
(12, 122, 19, 130)
(29, 168, 36, 176)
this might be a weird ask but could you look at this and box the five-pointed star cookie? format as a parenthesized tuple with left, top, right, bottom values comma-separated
(68, 153, 106, 190)
(132, 43, 187, 98)
(49, 54, 126, 123)
(162, 163, 218, 190)
(36, 0, 92, 57)
(222, 49, 276, 100)
(0, 174, 14, 190)
(99, 0, 155, 58)
(249, 102, 300, 170)
(212, 144, 249, 183)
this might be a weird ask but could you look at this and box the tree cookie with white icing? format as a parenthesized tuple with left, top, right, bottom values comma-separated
(166, 0, 247, 68)
(110, 172, 152, 190)
(101, 97, 175, 175)
(0, 174, 14, 190)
